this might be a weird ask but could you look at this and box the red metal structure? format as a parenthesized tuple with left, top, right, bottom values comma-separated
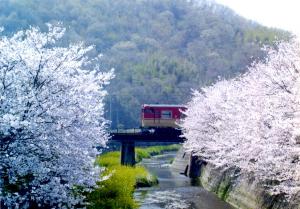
(141, 104, 186, 128)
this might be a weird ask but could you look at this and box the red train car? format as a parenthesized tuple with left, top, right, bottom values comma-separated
(141, 104, 186, 128)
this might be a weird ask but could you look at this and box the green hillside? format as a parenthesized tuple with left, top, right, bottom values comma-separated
(0, 0, 291, 127)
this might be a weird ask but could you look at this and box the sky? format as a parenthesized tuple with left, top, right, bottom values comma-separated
(214, 0, 300, 36)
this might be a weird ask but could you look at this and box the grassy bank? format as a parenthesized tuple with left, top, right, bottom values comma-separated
(95, 151, 159, 187)
(88, 152, 157, 209)
(87, 144, 181, 209)
(136, 144, 181, 162)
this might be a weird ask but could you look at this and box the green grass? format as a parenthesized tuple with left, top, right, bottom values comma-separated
(136, 144, 181, 162)
(88, 150, 159, 209)
(87, 145, 180, 209)
(95, 151, 158, 187)
(95, 151, 120, 167)
(87, 165, 140, 209)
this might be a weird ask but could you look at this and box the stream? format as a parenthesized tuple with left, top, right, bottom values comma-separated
(134, 152, 234, 209)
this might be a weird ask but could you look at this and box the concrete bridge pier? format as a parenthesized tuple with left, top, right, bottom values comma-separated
(120, 141, 135, 166)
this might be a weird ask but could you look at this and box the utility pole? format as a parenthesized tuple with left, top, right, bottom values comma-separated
(110, 95, 112, 128)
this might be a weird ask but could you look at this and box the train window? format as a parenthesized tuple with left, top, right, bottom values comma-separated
(161, 110, 172, 119)
(180, 112, 186, 119)
(144, 109, 154, 114)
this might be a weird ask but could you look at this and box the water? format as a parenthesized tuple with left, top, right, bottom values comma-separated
(134, 152, 234, 209)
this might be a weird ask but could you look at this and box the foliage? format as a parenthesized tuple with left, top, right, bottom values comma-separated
(87, 166, 139, 209)
(0, 25, 113, 208)
(90, 151, 158, 209)
(0, 0, 292, 127)
(136, 144, 181, 162)
(96, 151, 120, 167)
(182, 39, 300, 198)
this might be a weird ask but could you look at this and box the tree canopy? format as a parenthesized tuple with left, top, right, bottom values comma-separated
(182, 39, 300, 198)
(0, 25, 113, 208)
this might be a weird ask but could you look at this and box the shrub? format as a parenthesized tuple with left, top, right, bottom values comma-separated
(88, 150, 160, 209)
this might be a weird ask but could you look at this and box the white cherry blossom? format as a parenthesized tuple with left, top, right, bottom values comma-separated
(182, 39, 300, 198)
(0, 25, 113, 208)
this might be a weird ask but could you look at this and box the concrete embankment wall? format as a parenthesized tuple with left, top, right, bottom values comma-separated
(171, 147, 300, 209)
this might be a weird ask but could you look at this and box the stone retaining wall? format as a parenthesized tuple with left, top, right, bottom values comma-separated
(171, 147, 300, 209)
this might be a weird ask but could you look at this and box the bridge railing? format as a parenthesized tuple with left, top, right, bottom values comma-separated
(110, 128, 143, 135)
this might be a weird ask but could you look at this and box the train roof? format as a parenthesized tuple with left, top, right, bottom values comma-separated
(142, 104, 186, 108)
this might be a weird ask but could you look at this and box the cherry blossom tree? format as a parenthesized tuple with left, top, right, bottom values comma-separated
(0, 25, 114, 208)
(182, 39, 300, 197)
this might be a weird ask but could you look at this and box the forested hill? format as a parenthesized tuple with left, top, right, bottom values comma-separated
(0, 0, 291, 128)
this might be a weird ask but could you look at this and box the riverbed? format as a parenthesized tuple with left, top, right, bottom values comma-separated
(134, 152, 234, 209)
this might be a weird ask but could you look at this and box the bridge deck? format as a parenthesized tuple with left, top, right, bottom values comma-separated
(110, 128, 185, 142)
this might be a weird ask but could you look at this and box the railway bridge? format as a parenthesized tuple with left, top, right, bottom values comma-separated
(109, 128, 185, 166)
